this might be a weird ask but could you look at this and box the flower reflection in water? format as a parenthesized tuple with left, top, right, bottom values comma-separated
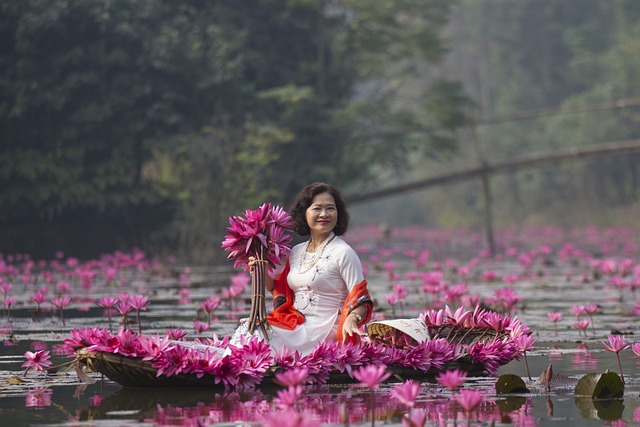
(25, 387, 53, 408)
(572, 343, 599, 370)
(73, 383, 541, 427)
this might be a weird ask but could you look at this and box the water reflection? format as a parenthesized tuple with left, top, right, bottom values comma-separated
(74, 383, 534, 426)
(8, 364, 639, 427)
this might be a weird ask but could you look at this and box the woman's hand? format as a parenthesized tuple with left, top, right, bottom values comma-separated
(248, 256, 257, 274)
(248, 256, 275, 292)
(343, 311, 367, 338)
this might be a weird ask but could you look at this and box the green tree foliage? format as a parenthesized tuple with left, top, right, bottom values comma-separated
(0, 0, 242, 219)
(0, 0, 469, 259)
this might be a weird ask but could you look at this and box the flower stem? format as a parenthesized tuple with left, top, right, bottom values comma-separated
(616, 352, 625, 384)
(524, 351, 531, 381)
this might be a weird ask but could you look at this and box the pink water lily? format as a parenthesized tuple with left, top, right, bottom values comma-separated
(352, 364, 391, 389)
(274, 367, 310, 387)
(572, 319, 590, 336)
(602, 335, 630, 383)
(22, 350, 52, 375)
(436, 368, 467, 390)
(547, 312, 563, 336)
(97, 297, 119, 332)
(51, 296, 72, 326)
(221, 203, 292, 274)
(514, 334, 537, 380)
(129, 295, 149, 332)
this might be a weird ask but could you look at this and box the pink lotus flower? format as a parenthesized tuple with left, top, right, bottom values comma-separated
(22, 350, 52, 375)
(139, 334, 172, 361)
(572, 319, 590, 336)
(583, 304, 598, 315)
(97, 297, 118, 308)
(129, 295, 149, 311)
(221, 203, 293, 274)
(56, 281, 71, 293)
(201, 296, 221, 326)
(1, 282, 13, 297)
(603, 335, 630, 383)
(494, 287, 522, 313)
(97, 297, 118, 332)
(631, 342, 640, 358)
(153, 344, 190, 377)
(456, 389, 483, 412)
(3, 297, 16, 317)
(187, 347, 220, 378)
(547, 311, 562, 336)
(32, 290, 47, 309)
(570, 305, 586, 318)
(129, 294, 149, 332)
(275, 367, 310, 387)
(436, 368, 467, 390)
(390, 379, 421, 408)
(193, 320, 210, 334)
(515, 334, 536, 380)
(51, 296, 72, 326)
(352, 364, 391, 389)
(602, 335, 630, 353)
(166, 329, 188, 341)
(386, 292, 399, 305)
(201, 296, 221, 314)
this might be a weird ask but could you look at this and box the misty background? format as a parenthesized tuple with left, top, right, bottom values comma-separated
(1, 0, 639, 262)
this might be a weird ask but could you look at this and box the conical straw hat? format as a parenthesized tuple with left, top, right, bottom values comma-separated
(366, 318, 430, 344)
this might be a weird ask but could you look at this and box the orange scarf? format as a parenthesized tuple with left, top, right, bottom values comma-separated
(266, 259, 373, 344)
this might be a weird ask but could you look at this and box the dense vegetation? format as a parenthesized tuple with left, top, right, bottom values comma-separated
(1, 0, 639, 260)
(0, 0, 467, 259)
(363, 0, 640, 229)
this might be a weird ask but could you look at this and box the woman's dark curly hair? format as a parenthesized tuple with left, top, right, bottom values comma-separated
(289, 182, 350, 236)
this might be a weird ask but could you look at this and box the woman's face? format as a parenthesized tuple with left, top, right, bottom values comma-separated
(305, 192, 338, 237)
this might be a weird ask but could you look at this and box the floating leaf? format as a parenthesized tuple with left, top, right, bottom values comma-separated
(574, 372, 624, 399)
(495, 374, 529, 394)
(7, 376, 26, 385)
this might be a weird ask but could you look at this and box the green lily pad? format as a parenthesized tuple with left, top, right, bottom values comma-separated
(495, 374, 529, 394)
(574, 372, 624, 399)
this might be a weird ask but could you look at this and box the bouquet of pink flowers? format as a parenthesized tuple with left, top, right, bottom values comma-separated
(221, 203, 293, 335)
(221, 203, 292, 273)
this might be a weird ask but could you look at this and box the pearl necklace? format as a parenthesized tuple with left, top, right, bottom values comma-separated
(298, 232, 335, 274)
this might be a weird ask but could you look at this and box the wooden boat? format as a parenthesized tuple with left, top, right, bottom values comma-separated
(73, 318, 516, 389)
(76, 348, 489, 389)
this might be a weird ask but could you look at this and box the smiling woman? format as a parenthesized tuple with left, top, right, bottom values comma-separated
(234, 182, 374, 355)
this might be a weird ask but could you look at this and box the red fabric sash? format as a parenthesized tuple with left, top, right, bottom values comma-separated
(266, 258, 373, 345)
(266, 260, 305, 329)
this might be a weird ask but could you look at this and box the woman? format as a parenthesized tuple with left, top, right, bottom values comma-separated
(233, 182, 373, 355)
